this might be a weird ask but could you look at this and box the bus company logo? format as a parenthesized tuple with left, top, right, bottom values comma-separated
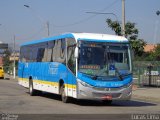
(95, 82, 106, 87)
(49, 68, 58, 75)
(49, 63, 58, 75)
(110, 83, 122, 87)
(25, 63, 28, 68)
(50, 63, 59, 68)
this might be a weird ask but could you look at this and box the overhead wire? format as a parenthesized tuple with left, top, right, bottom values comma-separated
(21, 0, 120, 40)
(17, 25, 46, 41)
(52, 0, 120, 27)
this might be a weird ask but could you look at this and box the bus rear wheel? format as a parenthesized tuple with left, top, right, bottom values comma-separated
(29, 80, 36, 96)
(60, 84, 70, 103)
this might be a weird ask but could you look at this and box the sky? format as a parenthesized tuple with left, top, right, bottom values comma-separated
(0, 0, 160, 46)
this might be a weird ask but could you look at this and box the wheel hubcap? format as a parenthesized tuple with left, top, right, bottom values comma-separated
(30, 83, 32, 93)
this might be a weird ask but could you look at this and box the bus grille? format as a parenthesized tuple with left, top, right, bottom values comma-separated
(93, 87, 123, 92)
(92, 92, 121, 98)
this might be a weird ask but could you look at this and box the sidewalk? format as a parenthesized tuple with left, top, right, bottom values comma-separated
(4, 74, 18, 81)
(132, 85, 160, 103)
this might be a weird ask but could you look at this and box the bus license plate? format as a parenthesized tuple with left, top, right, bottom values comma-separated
(102, 95, 112, 100)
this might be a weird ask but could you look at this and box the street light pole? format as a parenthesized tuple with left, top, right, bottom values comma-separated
(24, 5, 50, 37)
(47, 21, 50, 36)
(154, 10, 160, 44)
(13, 35, 16, 79)
(86, 12, 119, 22)
(122, 0, 126, 36)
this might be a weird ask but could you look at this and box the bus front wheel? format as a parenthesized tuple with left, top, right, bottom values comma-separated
(60, 84, 70, 103)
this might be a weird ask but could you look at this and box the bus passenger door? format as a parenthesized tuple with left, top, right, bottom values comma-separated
(66, 38, 76, 98)
(66, 70, 76, 97)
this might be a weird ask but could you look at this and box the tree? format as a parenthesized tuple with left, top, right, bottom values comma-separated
(3, 49, 12, 73)
(106, 19, 146, 56)
(153, 44, 160, 60)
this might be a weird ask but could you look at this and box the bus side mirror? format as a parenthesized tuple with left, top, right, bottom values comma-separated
(74, 47, 78, 58)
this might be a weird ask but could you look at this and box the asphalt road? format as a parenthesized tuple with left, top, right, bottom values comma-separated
(0, 78, 160, 120)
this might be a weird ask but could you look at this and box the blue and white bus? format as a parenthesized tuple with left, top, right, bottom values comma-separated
(18, 33, 133, 103)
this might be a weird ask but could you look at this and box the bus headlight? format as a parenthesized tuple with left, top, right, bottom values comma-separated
(78, 79, 93, 88)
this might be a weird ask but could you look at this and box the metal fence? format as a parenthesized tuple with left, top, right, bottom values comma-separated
(133, 61, 160, 87)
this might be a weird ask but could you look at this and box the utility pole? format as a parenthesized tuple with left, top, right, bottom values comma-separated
(46, 21, 50, 37)
(13, 35, 16, 79)
(122, 0, 125, 36)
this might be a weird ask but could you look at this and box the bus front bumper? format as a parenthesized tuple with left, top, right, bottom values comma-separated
(77, 80, 132, 101)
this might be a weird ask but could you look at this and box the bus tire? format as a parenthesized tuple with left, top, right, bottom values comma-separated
(29, 79, 36, 96)
(60, 84, 70, 103)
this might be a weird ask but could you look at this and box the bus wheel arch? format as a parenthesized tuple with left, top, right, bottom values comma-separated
(59, 79, 64, 94)
(59, 79, 70, 103)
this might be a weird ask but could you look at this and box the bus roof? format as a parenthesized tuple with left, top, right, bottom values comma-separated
(21, 33, 128, 46)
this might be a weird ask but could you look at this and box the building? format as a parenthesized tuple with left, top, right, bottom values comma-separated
(0, 57, 3, 66)
(0, 42, 8, 66)
(9, 52, 19, 61)
(144, 44, 157, 52)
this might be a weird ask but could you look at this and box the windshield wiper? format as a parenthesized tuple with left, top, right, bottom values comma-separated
(92, 67, 108, 80)
(115, 67, 132, 81)
(115, 67, 123, 81)
(79, 71, 99, 79)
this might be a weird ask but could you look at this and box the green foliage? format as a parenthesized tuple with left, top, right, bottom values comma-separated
(106, 19, 121, 36)
(153, 44, 160, 60)
(135, 52, 154, 61)
(135, 44, 160, 61)
(106, 18, 146, 57)
(3, 49, 12, 72)
(130, 39, 146, 56)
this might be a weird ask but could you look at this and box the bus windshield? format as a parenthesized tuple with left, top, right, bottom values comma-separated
(78, 41, 131, 79)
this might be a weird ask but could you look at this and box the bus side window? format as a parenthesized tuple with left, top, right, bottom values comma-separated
(20, 47, 25, 62)
(56, 39, 65, 63)
(47, 39, 66, 63)
(36, 42, 48, 62)
(31, 46, 38, 62)
(21, 46, 31, 62)
(42, 48, 48, 62)
(60, 39, 66, 62)
(36, 48, 44, 62)
(47, 41, 55, 62)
